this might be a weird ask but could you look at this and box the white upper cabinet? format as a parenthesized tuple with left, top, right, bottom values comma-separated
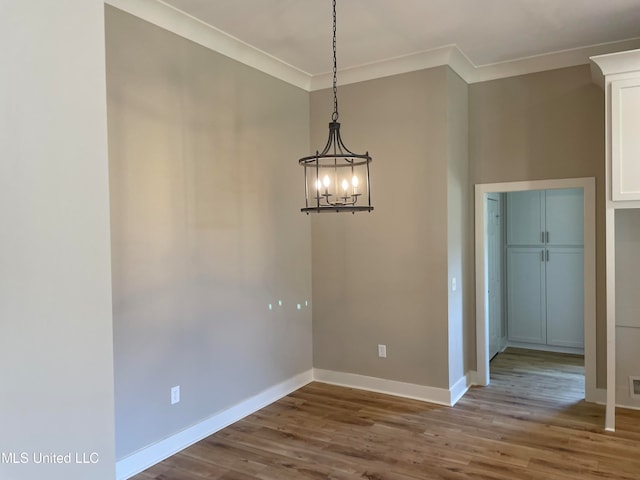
(611, 77, 640, 201)
(591, 49, 640, 205)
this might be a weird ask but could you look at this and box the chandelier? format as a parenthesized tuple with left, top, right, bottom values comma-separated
(299, 0, 373, 214)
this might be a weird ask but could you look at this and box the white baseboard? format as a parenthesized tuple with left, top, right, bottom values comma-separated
(590, 387, 640, 410)
(117, 368, 477, 479)
(312, 368, 470, 407)
(616, 402, 640, 411)
(450, 374, 471, 405)
(115, 369, 313, 480)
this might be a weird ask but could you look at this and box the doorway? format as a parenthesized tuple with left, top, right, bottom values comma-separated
(474, 178, 597, 402)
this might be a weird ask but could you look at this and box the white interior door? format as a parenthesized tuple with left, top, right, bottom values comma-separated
(487, 195, 504, 359)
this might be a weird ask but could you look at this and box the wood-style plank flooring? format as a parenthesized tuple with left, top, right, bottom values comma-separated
(132, 348, 640, 479)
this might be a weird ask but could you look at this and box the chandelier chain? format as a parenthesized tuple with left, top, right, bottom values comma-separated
(332, 0, 339, 122)
(298, 0, 372, 214)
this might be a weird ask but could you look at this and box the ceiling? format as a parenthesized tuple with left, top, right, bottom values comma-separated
(160, 0, 640, 76)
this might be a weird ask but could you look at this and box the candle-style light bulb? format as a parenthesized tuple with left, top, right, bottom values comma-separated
(341, 179, 349, 192)
(315, 179, 322, 190)
(321, 174, 331, 197)
(352, 175, 359, 194)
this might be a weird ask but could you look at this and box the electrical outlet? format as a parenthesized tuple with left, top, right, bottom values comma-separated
(452, 277, 457, 291)
(171, 386, 180, 405)
(378, 344, 387, 358)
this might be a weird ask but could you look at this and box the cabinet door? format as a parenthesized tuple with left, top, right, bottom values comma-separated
(507, 247, 546, 344)
(545, 189, 584, 246)
(612, 78, 640, 201)
(507, 191, 545, 246)
(546, 248, 584, 348)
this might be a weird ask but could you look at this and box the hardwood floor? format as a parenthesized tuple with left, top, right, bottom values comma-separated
(132, 348, 640, 479)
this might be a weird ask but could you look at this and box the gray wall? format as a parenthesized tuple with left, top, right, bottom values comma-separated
(311, 63, 604, 393)
(446, 70, 471, 384)
(310, 67, 470, 390)
(469, 64, 606, 385)
(0, 1, 116, 479)
(105, 7, 312, 459)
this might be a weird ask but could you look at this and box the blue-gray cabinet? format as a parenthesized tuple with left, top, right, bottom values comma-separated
(506, 189, 584, 349)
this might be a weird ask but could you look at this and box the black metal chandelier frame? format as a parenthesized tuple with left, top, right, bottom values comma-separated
(299, 0, 373, 214)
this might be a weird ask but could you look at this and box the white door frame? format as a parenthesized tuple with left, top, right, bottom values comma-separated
(474, 177, 597, 402)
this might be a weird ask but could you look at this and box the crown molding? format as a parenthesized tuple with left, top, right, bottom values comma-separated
(104, 0, 312, 91)
(104, 0, 640, 91)
(590, 47, 640, 88)
(309, 45, 475, 90)
(309, 39, 640, 90)
(474, 38, 640, 85)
